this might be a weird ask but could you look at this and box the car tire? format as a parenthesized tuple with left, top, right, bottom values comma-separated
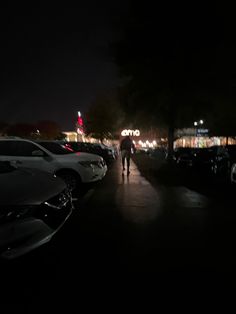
(56, 170, 81, 192)
(230, 163, 236, 184)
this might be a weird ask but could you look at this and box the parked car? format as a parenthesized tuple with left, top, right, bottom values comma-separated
(194, 146, 229, 176)
(0, 138, 107, 191)
(0, 161, 73, 259)
(99, 143, 118, 160)
(149, 147, 167, 160)
(65, 142, 116, 164)
(173, 147, 197, 167)
(195, 145, 236, 183)
(226, 145, 236, 184)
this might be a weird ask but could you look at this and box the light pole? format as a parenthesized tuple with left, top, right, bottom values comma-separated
(194, 119, 204, 130)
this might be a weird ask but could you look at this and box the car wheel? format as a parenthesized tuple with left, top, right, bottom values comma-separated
(56, 171, 81, 191)
(230, 164, 236, 184)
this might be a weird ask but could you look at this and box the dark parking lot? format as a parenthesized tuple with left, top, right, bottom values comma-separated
(1, 155, 236, 310)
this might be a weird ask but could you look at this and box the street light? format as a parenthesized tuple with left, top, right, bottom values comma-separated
(193, 119, 205, 148)
(194, 119, 204, 127)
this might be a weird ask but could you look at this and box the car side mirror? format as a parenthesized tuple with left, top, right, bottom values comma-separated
(32, 150, 45, 157)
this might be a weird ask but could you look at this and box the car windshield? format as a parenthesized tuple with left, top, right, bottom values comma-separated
(38, 142, 74, 155)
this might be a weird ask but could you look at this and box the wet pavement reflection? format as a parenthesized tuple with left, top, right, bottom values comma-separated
(117, 161, 162, 223)
(115, 159, 209, 226)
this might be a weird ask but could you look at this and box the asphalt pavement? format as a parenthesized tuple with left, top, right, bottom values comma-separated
(1, 156, 236, 309)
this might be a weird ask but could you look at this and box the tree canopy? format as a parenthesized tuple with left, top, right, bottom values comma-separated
(113, 4, 236, 150)
(3, 121, 63, 140)
(85, 92, 125, 141)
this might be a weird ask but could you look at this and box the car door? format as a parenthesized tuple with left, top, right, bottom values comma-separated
(0, 140, 56, 173)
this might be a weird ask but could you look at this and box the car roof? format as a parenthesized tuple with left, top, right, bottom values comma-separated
(0, 138, 35, 142)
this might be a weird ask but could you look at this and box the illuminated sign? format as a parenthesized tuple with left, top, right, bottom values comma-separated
(77, 111, 84, 134)
(196, 128, 209, 136)
(77, 117, 83, 126)
(121, 129, 140, 137)
(197, 128, 209, 134)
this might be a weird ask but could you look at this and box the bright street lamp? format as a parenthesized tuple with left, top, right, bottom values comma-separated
(194, 120, 204, 126)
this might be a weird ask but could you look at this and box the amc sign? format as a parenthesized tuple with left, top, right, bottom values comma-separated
(121, 129, 140, 137)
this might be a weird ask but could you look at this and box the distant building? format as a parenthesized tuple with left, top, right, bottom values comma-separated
(62, 132, 78, 142)
(174, 128, 236, 148)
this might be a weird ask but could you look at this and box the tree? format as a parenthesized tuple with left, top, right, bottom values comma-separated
(113, 4, 236, 156)
(206, 97, 236, 142)
(85, 92, 125, 141)
(7, 123, 35, 138)
(36, 121, 62, 140)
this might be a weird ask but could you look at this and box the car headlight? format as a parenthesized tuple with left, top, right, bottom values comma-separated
(78, 161, 92, 168)
(78, 160, 104, 168)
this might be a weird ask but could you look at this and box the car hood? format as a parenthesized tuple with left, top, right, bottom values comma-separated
(0, 167, 66, 206)
(54, 152, 103, 162)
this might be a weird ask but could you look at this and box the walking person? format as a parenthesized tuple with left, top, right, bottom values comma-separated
(120, 136, 135, 175)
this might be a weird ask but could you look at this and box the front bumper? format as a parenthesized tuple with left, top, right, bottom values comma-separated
(80, 165, 108, 183)
(0, 190, 73, 259)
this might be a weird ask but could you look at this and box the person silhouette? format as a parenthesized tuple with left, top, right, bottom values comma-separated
(120, 136, 135, 175)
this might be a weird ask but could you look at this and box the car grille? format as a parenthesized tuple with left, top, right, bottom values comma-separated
(37, 188, 73, 229)
(0, 189, 73, 234)
(44, 188, 72, 210)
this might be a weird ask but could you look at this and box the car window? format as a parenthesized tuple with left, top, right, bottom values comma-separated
(38, 142, 74, 155)
(0, 141, 14, 155)
(0, 141, 44, 157)
(14, 141, 45, 157)
(0, 141, 46, 157)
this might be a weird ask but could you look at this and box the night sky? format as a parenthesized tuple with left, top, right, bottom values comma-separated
(0, 3, 126, 130)
(1, 3, 235, 131)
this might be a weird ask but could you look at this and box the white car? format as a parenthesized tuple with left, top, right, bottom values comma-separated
(231, 164, 236, 184)
(0, 161, 73, 259)
(0, 138, 107, 190)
